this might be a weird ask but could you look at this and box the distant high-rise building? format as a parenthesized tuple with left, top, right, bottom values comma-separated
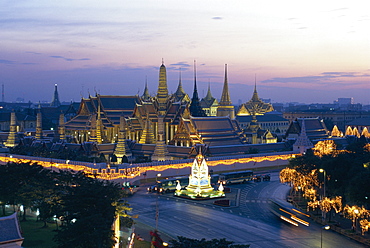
(334, 98, 354, 106)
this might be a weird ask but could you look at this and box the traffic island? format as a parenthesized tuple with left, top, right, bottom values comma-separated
(213, 199, 230, 207)
(174, 189, 225, 200)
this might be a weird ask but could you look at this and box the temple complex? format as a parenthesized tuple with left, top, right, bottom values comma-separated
(4, 60, 348, 161)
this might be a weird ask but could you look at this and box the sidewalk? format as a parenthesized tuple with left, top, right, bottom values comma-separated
(290, 194, 370, 247)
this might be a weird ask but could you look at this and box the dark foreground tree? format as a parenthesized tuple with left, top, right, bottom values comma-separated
(169, 236, 250, 248)
(53, 171, 123, 248)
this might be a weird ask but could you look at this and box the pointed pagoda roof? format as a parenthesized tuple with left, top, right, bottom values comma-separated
(200, 82, 218, 108)
(156, 59, 169, 113)
(293, 118, 314, 151)
(189, 60, 206, 117)
(219, 64, 232, 106)
(241, 80, 273, 116)
(141, 79, 151, 102)
(173, 69, 190, 103)
(50, 84, 61, 107)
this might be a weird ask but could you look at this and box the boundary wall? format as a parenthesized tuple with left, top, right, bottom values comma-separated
(0, 151, 298, 183)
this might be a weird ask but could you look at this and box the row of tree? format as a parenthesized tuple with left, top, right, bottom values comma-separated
(288, 138, 370, 207)
(0, 162, 130, 248)
(281, 138, 370, 234)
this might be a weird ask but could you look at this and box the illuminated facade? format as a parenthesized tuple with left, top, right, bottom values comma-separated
(186, 151, 214, 194)
(175, 148, 225, 199)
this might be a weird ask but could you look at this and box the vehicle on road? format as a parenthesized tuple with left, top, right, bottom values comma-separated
(269, 199, 310, 227)
(262, 174, 271, 181)
(253, 175, 262, 182)
(122, 182, 138, 195)
(148, 176, 189, 193)
(219, 170, 253, 185)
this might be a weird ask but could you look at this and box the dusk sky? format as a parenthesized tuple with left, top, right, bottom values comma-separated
(1, 1, 369, 105)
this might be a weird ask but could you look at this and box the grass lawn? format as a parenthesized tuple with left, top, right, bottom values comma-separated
(20, 219, 58, 248)
(1, 210, 57, 248)
(133, 240, 151, 248)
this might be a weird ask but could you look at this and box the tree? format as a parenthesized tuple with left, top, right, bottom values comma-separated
(53, 171, 123, 248)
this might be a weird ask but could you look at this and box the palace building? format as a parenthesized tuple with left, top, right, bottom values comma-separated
(7, 61, 300, 161)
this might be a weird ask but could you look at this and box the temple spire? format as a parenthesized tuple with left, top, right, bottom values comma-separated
(142, 78, 151, 102)
(36, 109, 43, 140)
(114, 114, 132, 160)
(5, 110, 17, 147)
(204, 81, 213, 101)
(189, 60, 206, 117)
(50, 84, 61, 107)
(173, 68, 189, 103)
(293, 118, 314, 154)
(252, 75, 260, 101)
(157, 60, 168, 114)
(58, 112, 65, 141)
(219, 64, 232, 106)
(217, 64, 235, 119)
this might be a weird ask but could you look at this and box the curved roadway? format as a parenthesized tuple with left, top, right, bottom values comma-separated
(128, 171, 366, 247)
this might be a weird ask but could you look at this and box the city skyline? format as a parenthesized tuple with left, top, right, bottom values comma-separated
(1, 1, 369, 104)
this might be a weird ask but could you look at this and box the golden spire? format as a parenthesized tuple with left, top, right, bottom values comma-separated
(5, 110, 17, 147)
(217, 64, 235, 119)
(157, 60, 168, 113)
(58, 112, 65, 141)
(36, 109, 42, 139)
(251, 75, 260, 101)
(96, 104, 102, 144)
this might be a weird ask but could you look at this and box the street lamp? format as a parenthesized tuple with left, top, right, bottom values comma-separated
(354, 208, 359, 231)
(156, 173, 161, 183)
(319, 169, 326, 198)
(155, 173, 162, 231)
(321, 225, 330, 248)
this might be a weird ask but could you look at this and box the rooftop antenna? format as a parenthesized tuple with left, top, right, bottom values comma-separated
(2, 84, 4, 102)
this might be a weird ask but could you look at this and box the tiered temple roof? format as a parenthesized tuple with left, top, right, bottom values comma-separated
(285, 117, 329, 140)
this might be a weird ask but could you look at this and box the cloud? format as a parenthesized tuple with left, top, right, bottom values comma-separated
(25, 51, 42, 55)
(169, 61, 191, 68)
(329, 8, 348, 12)
(50, 56, 90, 62)
(262, 72, 370, 85)
(0, 59, 15, 64)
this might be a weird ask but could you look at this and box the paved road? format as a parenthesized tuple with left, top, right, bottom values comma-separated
(128, 172, 366, 247)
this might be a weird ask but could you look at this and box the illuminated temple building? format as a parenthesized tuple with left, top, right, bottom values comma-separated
(63, 62, 257, 160)
(5, 62, 308, 160)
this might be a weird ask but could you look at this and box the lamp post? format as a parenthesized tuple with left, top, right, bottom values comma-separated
(354, 208, 359, 231)
(155, 173, 161, 231)
(319, 169, 326, 198)
(321, 225, 330, 248)
(156, 173, 161, 183)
